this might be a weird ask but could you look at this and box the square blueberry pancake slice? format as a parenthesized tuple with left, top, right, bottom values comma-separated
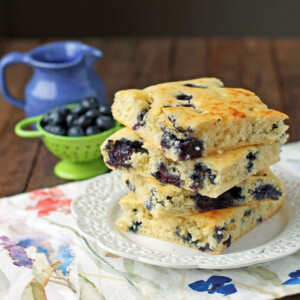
(111, 78, 288, 161)
(101, 128, 281, 198)
(121, 169, 284, 218)
(115, 192, 285, 254)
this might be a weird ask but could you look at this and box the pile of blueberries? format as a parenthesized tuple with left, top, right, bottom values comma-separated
(41, 97, 115, 136)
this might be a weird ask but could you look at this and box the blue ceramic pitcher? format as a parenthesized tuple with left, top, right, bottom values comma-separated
(0, 41, 106, 117)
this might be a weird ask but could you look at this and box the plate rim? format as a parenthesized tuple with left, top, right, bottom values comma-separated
(71, 167, 300, 269)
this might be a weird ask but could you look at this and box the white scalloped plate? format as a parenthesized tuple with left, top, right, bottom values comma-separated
(71, 166, 300, 269)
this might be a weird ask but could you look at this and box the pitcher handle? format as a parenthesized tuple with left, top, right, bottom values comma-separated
(0, 52, 30, 109)
(15, 116, 44, 138)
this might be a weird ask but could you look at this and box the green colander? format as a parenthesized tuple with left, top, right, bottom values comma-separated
(15, 106, 122, 180)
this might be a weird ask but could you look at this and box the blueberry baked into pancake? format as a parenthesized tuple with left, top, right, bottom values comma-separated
(112, 78, 288, 161)
(121, 169, 284, 218)
(115, 192, 285, 255)
(101, 128, 281, 197)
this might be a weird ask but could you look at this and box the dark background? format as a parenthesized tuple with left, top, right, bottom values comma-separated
(1, 0, 300, 38)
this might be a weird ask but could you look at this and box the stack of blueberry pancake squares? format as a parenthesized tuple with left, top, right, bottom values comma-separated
(101, 78, 289, 255)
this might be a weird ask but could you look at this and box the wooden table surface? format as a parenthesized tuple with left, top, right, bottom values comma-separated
(0, 38, 299, 299)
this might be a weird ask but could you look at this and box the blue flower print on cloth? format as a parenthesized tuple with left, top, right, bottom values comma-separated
(283, 270, 300, 285)
(0, 236, 35, 268)
(189, 275, 237, 296)
(57, 244, 74, 275)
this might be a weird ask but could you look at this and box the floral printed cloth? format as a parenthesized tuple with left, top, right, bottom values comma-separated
(0, 143, 300, 300)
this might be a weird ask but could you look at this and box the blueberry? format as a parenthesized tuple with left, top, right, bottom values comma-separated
(160, 131, 204, 161)
(184, 83, 208, 88)
(128, 221, 142, 233)
(81, 97, 99, 109)
(96, 115, 115, 130)
(132, 109, 148, 130)
(213, 225, 227, 243)
(74, 115, 92, 129)
(246, 151, 259, 173)
(192, 186, 244, 213)
(168, 116, 193, 133)
(176, 93, 193, 101)
(145, 200, 154, 211)
(66, 114, 78, 127)
(151, 163, 181, 187)
(244, 210, 251, 217)
(175, 230, 198, 246)
(44, 124, 67, 136)
(223, 235, 232, 247)
(85, 109, 100, 119)
(105, 138, 148, 169)
(71, 104, 87, 115)
(191, 194, 216, 212)
(190, 163, 216, 190)
(98, 105, 112, 116)
(257, 216, 263, 223)
(68, 126, 85, 137)
(43, 111, 65, 125)
(41, 112, 52, 125)
(145, 188, 165, 211)
(125, 179, 136, 192)
(85, 126, 101, 136)
(253, 184, 282, 200)
(57, 107, 70, 117)
(198, 243, 212, 252)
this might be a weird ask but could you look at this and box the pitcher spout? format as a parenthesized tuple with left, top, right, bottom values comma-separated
(79, 44, 103, 65)
(80, 45, 102, 59)
(28, 41, 102, 69)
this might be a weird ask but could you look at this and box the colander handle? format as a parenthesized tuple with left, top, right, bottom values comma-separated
(15, 116, 44, 138)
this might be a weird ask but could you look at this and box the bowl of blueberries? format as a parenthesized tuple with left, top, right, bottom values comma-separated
(15, 97, 122, 180)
